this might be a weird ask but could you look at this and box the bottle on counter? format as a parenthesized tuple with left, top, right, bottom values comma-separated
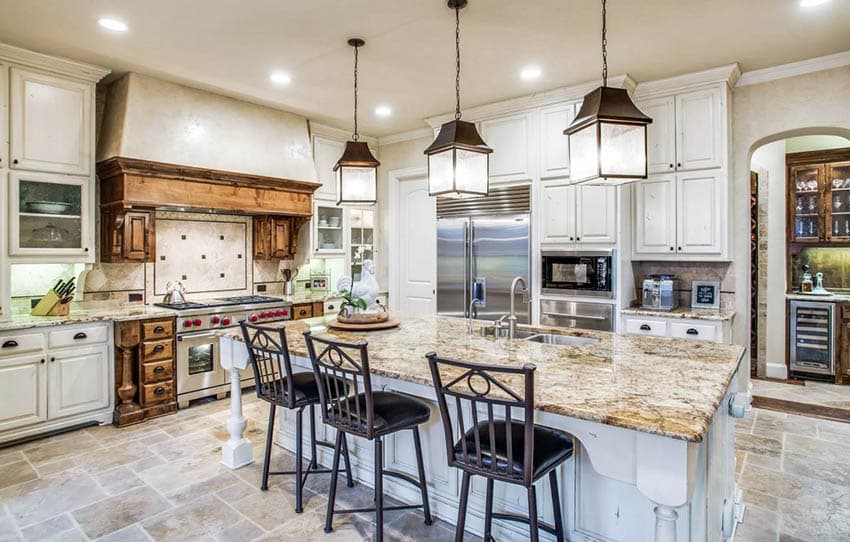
(801, 264, 813, 293)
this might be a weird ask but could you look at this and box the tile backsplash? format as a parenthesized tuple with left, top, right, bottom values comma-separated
(790, 248, 850, 292)
(631, 261, 735, 309)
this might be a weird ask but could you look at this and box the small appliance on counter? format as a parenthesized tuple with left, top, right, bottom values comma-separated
(641, 275, 679, 311)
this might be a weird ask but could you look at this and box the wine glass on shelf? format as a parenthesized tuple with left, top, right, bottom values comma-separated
(835, 195, 842, 211)
(808, 195, 817, 212)
(796, 198, 803, 213)
(845, 219, 850, 237)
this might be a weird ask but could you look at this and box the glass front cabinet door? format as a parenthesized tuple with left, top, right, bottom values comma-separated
(313, 204, 345, 254)
(790, 164, 823, 243)
(349, 208, 375, 281)
(8, 171, 92, 258)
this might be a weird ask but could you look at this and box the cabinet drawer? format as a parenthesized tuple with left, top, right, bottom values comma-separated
(293, 304, 313, 320)
(140, 380, 174, 406)
(140, 359, 173, 384)
(670, 322, 718, 342)
(623, 318, 668, 337)
(142, 320, 174, 340)
(140, 339, 173, 362)
(48, 325, 108, 349)
(0, 332, 45, 357)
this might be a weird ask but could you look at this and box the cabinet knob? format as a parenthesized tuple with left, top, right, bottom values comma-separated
(153, 326, 165, 333)
(12, 159, 18, 164)
(84, 248, 89, 252)
(669, 163, 673, 169)
(154, 365, 166, 374)
(576, 237, 580, 241)
(40, 358, 45, 364)
(678, 246, 682, 251)
(153, 344, 165, 353)
(569, 236, 574, 241)
(154, 386, 166, 395)
(677, 162, 682, 168)
(669, 246, 674, 251)
(50, 357, 55, 362)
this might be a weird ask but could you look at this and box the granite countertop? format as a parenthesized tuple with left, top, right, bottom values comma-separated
(286, 292, 342, 304)
(621, 306, 736, 321)
(225, 314, 744, 443)
(786, 291, 850, 302)
(0, 301, 176, 332)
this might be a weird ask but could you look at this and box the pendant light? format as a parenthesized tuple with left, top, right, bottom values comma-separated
(565, 0, 652, 185)
(424, 0, 492, 199)
(335, 38, 379, 205)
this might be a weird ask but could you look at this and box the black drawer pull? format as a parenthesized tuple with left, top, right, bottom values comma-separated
(153, 326, 165, 334)
(686, 328, 699, 335)
(154, 386, 166, 395)
(153, 344, 165, 353)
(153, 365, 166, 374)
(639, 324, 651, 331)
(73, 332, 87, 340)
(2, 340, 18, 348)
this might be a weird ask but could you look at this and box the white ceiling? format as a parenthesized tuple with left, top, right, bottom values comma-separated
(0, 0, 848, 137)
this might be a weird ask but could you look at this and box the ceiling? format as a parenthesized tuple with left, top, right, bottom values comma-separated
(0, 0, 848, 137)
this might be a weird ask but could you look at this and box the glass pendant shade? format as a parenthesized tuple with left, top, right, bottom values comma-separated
(425, 119, 492, 198)
(565, 86, 652, 185)
(334, 141, 379, 205)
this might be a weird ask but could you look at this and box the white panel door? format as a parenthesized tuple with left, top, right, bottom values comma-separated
(638, 96, 676, 174)
(539, 104, 575, 179)
(676, 88, 721, 171)
(633, 176, 676, 255)
(541, 182, 575, 244)
(479, 114, 529, 179)
(0, 354, 47, 432)
(0, 62, 8, 169)
(312, 136, 345, 201)
(677, 171, 722, 254)
(47, 345, 109, 419)
(10, 67, 91, 175)
(576, 185, 616, 245)
(397, 177, 437, 315)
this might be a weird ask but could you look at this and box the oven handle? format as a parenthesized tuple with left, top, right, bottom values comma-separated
(543, 311, 606, 321)
(177, 332, 220, 342)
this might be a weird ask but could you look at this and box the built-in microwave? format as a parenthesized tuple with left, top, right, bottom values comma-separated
(541, 250, 615, 298)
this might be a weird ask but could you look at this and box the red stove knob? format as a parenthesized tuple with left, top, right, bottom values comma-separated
(193, 318, 202, 326)
(222, 317, 231, 325)
(211, 316, 221, 324)
(249, 315, 259, 323)
(282, 309, 289, 316)
(183, 319, 193, 328)
(275, 310, 284, 316)
(259, 311, 267, 318)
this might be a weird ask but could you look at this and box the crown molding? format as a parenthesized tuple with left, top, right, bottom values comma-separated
(737, 50, 850, 87)
(633, 63, 741, 100)
(0, 42, 109, 82)
(308, 121, 377, 146)
(377, 127, 434, 147)
(424, 74, 636, 129)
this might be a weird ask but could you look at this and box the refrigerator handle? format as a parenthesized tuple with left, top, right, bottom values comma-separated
(464, 220, 470, 318)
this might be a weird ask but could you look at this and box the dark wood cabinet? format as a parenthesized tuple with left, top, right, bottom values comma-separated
(253, 216, 309, 261)
(787, 148, 850, 246)
(292, 302, 313, 320)
(101, 207, 155, 263)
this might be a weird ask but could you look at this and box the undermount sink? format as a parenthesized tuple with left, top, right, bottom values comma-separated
(478, 325, 538, 340)
(525, 334, 600, 347)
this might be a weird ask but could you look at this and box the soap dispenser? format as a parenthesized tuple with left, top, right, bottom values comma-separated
(800, 264, 813, 293)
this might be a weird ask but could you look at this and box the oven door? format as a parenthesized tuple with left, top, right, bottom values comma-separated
(177, 331, 226, 396)
(541, 252, 613, 298)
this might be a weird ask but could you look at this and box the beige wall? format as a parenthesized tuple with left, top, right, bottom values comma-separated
(732, 65, 850, 352)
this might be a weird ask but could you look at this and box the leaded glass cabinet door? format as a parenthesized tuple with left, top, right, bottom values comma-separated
(827, 161, 850, 241)
(8, 171, 91, 258)
(349, 208, 375, 282)
(790, 164, 823, 243)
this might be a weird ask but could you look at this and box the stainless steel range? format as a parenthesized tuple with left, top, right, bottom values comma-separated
(155, 295, 292, 407)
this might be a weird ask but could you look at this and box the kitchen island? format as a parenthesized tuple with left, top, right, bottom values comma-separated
(221, 314, 747, 542)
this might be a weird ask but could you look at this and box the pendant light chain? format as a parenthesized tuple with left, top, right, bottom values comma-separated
(454, 4, 462, 120)
(601, 0, 608, 87)
(352, 43, 360, 141)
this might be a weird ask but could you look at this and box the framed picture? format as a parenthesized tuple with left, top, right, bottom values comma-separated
(691, 281, 720, 309)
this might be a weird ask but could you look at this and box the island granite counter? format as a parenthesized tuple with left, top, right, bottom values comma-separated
(220, 314, 748, 542)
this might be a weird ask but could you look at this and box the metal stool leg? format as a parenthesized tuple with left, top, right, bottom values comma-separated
(309, 404, 318, 469)
(455, 471, 471, 542)
(324, 431, 343, 533)
(295, 407, 304, 513)
(484, 478, 494, 541)
(375, 436, 384, 542)
(412, 427, 432, 525)
(341, 432, 354, 488)
(261, 404, 276, 491)
(527, 484, 539, 542)
(549, 470, 565, 542)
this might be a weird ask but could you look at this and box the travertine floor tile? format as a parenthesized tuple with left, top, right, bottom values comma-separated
(140, 494, 243, 541)
(0, 462, 38, 490)
(0, 470, 107, 527)
(72, 486, 171, 539)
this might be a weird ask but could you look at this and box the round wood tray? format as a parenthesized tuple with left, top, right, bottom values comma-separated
(327, 318, 400, 331)
(336, 311, 390, 324)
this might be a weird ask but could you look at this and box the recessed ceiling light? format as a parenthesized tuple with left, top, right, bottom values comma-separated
(269, 71, 292, 86)
(520, 66, 542, 80)
(98, 17, 128, 32)
(800, 0, 830, 7)
(374, 105, 392, 117)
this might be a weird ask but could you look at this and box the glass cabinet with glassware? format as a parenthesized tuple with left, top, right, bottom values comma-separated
(313, 204, 345, 254)
(8, 171, 91, 257)
(787, 149, 850, 246)
(348, 208, 375, 281)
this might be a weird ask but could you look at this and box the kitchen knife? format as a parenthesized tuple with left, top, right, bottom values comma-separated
(52, 279, 64, 295)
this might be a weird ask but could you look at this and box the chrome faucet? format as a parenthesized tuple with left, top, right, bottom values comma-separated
(507, 276, 529, 340)
(468, 298, 483, 335)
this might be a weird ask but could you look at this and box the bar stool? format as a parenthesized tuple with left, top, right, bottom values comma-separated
(303, 332, 433, 542)
(426, 353, 574, 542)
(240, 322, 354, 513)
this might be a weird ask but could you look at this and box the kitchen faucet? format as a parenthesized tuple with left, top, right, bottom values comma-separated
(468, 298, 483, 335)
(507, 276, 529, 340)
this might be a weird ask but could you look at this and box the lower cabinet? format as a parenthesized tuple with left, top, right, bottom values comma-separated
(0, 323, 112, 442)
(621, 314, 732, 344)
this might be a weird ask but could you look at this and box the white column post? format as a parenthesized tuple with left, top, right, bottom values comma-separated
(220, 337, 254, 469)
(653, 505, 678, 542)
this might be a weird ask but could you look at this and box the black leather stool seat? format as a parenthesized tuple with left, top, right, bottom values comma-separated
(453, 421, 574, 479)
(332, 391, 431, 436)
(261, 372, 344, 408)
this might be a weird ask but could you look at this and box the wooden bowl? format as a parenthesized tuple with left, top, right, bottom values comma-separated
(337, 311, 390, 324)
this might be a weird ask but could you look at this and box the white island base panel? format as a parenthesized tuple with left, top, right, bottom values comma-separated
(218, 337, 744, 542)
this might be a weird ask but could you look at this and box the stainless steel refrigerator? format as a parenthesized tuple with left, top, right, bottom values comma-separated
(436, 186, 531, 323)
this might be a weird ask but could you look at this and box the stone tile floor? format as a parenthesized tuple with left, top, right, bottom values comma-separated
(0, 393, 848, 541)
(752, 378, 850, 410)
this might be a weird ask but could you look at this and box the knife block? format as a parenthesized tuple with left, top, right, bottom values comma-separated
(31, 291, 71, 316)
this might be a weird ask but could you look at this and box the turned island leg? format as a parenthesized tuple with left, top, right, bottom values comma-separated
(654, 505, 678, 542)
(221, 366, 253, 469)
(113, 345, 143, 426)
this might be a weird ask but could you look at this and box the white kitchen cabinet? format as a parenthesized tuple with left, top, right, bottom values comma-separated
(0, 353, 47, 432)
(539, 103, 576, 179)
(312, 135, 345, 202)
(479, 113, 530, 181)
(312, 203, 345, 255)
(47, 344, 109, 419)
(0, 61, 8, 169)
(10, 67, 92, 176)
(541, 182, 575, 244)
(576, 185, 616, 244)
(621, 314, 732, 344)
(677, 171, 722, 254)
(638, 96, 676, 174)
(676, 88, 722, 172)
(633, 176, 676, 254)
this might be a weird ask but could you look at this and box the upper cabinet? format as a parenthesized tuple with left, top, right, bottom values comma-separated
(640, 96, 676, 174)
(541, 182, 616, 246)
(479, 113, 532, 181)
(539, 103, 577, 179)
(312, 135, 345, 202)
(786, 148, 850, 246)
(633, 176, 676, 254)
(10, 68, 92, 176)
